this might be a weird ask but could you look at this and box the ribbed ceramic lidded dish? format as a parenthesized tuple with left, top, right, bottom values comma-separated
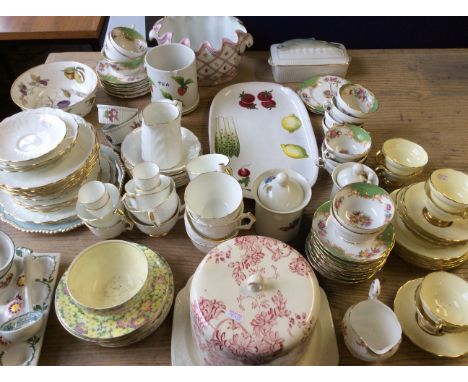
(190, 235, 320, 365)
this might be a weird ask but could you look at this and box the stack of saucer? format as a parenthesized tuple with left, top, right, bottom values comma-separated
(305, 183, 395, 284)
(0, 108, 124, 234)
(121, 127, 202, 188)
(375, 138, 428, 189)
(122, 162, 183, 237)
(319, 83, 379, 133)
(55, 241, 174, 347)
(96, 27, 149, 98)
(317, 124, 371, 174)
(392, 168, 468, 270)
(76, 181, 132, 239)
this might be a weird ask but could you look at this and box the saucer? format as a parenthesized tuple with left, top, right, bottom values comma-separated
(171, 277, 339, 366)
(121, 127, 202, 174)
(96, 60, 147, 84)
(400, 182, 468, 243)
(312, 201, 395, 263)
(297, 76, 350, 114)
(394, 278, 468, 358)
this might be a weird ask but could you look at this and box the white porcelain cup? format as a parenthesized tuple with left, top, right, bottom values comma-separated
(141, 100, 184, 170)
(331, 163, 379, 200)
(184, 172, 243, 225)
(124, 177, 171, 211)
(145, 43, 199, 115)
(328, 97, 366, 125)
(186, 154, 231, 181)
(133, 200, 184, 237)
(133, 162, 161, 191)
(109, 26, 147, 59)
(86, 218, 133, 239)
(102, 34, 134, 63)
(78, 181, 110, 213)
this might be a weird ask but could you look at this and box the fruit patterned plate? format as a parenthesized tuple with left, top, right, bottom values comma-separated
(0, 248, 60, 365)
(208, 82, 319, 198)
(297, 75, 349, 114)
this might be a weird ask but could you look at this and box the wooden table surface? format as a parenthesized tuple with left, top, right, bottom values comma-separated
(1, 50, 467, 366)
(0, 17, 105, 40)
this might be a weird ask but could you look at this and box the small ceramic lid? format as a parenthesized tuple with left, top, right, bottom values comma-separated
(270, 38, 349, 66)
(257, 171, 305, 211)
(190, 236, 320, 365)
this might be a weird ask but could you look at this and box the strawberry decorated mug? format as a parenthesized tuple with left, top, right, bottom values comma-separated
(145, 43, 199, 115)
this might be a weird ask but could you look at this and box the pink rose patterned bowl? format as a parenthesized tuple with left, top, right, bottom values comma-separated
(149, 16, 253, 86)
(189, 235, 320, 365)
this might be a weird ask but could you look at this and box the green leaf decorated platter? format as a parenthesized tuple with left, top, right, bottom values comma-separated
(0, 248, 60, 365)
(297, 76, 350, 114)
(209, 82, 319, 198)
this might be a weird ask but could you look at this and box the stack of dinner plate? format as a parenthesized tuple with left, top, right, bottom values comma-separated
(305, 184, 395, 284)
(392, 174, 468, 270)
(55, 241, 174, 347)
(0, 107, 124, 234)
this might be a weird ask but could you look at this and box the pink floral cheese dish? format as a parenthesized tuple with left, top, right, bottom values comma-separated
(189, 235, 321, 365)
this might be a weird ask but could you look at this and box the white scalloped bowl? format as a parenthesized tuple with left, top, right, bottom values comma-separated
(11, 61, 98, 117)
(149, 16, 253, 86)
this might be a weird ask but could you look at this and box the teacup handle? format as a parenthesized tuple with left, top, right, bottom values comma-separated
(148, 211, 161, 227)
(236, 212, 256, 230)
(375, 150, 385, 166)
(114, 208, 134, 231)
(315, 157, 325, 168)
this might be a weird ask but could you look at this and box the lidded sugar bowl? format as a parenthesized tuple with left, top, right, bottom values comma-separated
(252, 169, 312, 242)
(189, 235, 320, 365)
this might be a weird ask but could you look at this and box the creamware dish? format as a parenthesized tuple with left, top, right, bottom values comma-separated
(11, 61, 97, 117)
(67, 241, 149, 312)
(55, 244, 174, 345)
(394, 278, 468, 358)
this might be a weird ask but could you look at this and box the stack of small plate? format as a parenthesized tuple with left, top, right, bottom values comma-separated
(392, 184, 468, 270)
(55, 241, 174, 347)
(121, 127, 202, 188)
(305, 200, 395, 284)
(0, 107, 124, 234)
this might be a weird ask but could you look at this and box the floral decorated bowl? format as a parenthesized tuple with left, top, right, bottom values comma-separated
(11, 61, 98, 117)
(149, 16, 253, 86)
(332, 183, 394, 234)
(336, 83, 379, 118)
(324, 124, 372, 162)
(66, 240, 149, 314)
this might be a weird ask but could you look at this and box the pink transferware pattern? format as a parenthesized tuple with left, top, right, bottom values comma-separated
(190, 235, 320, 365)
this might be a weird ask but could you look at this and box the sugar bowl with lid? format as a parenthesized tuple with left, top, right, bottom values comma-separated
(252, 169, 312, 242)
(190, 235, 321, 365)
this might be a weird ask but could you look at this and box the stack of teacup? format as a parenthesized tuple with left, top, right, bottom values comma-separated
(97, 104, 141, 152)
(318, 124, 372, 174)
(76, 181, 132, 239)
(184, 171, 255, 253)
(394, 271, 468, 358)
(122, 162, 183, 237)
(96, 26, 150, 98)
(305, 183, 395, 284)
(375, 138, 428, 188)
(392, 168, 468, 270)
(322, 83, 379, 134)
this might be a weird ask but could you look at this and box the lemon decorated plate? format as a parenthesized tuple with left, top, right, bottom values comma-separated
(209, 82, 319, 198)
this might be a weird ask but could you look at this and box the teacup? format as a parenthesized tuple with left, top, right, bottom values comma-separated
(103, 112, 141, 147)
(133, 199, 184, 237)
(186, 202, 255, 240)
(336, 83, 379, 118)
(109, 26, 147, 59)
(184, 172, 244, 225)
(332, 183, 394, 234)
(102, 35, 133, 63)
(186, 154, 231, 181)
(328, 209, 379, 244)
(328, 97, 366, 125)
(376, 138, 428, 176)
(85, 218, 133, 239)
(342, 279, 402, 362)
(125, 177, 171, 211)
(78, 181, 110, 216)
(0, 231, 17, 302)
(145, 43, 199, 115)
(97, 104, 139, 125)
(323, 108, 344, 129)
(415, 271, 468, 336)
(427, 169, 468, 217)
(324, 124, 372, 162)
(316, 143, 368, 175)
(331, 162, 379, 200)
(133, 162, 161, 191)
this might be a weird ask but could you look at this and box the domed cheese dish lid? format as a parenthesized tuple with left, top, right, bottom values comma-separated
(190, 236, 320, 365)
(257, 171, 304, 212)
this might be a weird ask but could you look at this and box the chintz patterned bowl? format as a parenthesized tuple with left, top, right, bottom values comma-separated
(332, 183, 394, 235)
(11, 61, 98, 117)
